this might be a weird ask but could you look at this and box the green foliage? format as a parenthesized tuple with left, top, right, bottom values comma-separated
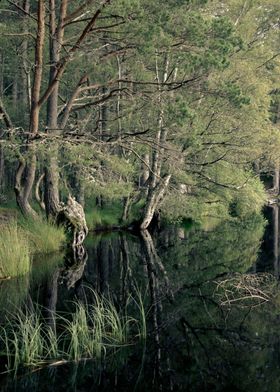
(85, 204, 122, 230)
(229, 178, 267, 217)
(219, 81, 251, 107)
(1, 0, 279, 231)
(161, 166, 266, 222)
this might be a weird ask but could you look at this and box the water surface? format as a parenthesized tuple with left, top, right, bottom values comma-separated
(1, 209, 280, 391)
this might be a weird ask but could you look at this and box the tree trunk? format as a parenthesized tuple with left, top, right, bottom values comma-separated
(15, 0, 45, 218)
(140, 174, 171, 230)
(0, 51, 3, 98)
(77, 180, 85, 207)
(15, 153, 38, 218)
(140, 153, 150, 187)
(140, 55, 170, 230)
(273, 205, 279, 277)
(20, 0, 31, 123)
(273, 161, 279, 194)
(121, 196, 131, 223)
(44, 0, 66, 219)
(0, 134, 4, 193)
(44, 154, 60, 218)
(35, 173, 46, 210)
(12, 77, 18, 108)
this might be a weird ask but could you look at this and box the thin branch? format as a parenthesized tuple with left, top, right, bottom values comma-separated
(59, 74, 88, 129)
(6, 0, 38, 23)
(38, 0, 111, 108)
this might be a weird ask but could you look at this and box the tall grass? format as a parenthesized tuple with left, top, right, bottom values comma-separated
(0, 218, 65, 279)
(0, 223, 30, 279)
(0, 291, 146, 375)
(19, 218, 66, 254)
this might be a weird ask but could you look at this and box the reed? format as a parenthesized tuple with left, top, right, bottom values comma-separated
(0, 290, 146, 375)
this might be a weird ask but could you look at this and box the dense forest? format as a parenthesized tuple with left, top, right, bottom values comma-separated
(0, 0, 279, 232)
(1, 1, 280, 391)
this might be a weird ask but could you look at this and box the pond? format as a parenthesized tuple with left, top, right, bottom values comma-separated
(1, 207, 280, 391)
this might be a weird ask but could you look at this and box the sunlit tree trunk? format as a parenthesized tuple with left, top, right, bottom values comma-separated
(273, 162, 279, 194)
(140, 55, 170, 230)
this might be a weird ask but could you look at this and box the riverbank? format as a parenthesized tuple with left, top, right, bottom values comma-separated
(0, 213, 66, 279)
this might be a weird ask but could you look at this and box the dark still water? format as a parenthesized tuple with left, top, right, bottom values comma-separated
(1, 208, 280, 391)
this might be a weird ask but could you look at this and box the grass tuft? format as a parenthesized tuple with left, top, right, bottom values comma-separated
(0, 290, 146, 375)
(0, 217, 65, 279)
(0, 222, 30, 279)
(19, 218, 66, 254)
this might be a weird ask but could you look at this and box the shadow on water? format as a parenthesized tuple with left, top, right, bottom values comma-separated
(2, 211, 280, 391)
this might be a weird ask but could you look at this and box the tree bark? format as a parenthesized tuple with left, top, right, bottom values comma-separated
(15, 0, 45, 218)
(273, 162, 279, 194)
(140, 153, 150, 187)
(35, 173, 45, 210)
(121, 196, 131, 223)
(44, 0, 67, 219)
(139, 55, 170, 230)
(140, 174, 171, 230)
(20, 0, 31, 123)
(0, 133, 4, 193)
(273, 205, 279, 277)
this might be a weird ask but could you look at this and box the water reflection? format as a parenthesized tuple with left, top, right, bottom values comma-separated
(2, 212, 280, 391)
(257, 206, 280, 276)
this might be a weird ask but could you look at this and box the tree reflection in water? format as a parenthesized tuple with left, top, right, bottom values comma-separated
(3, 213, 280, 391)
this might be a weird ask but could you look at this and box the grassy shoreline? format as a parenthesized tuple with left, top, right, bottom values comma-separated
(0, 218, 66, 279)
